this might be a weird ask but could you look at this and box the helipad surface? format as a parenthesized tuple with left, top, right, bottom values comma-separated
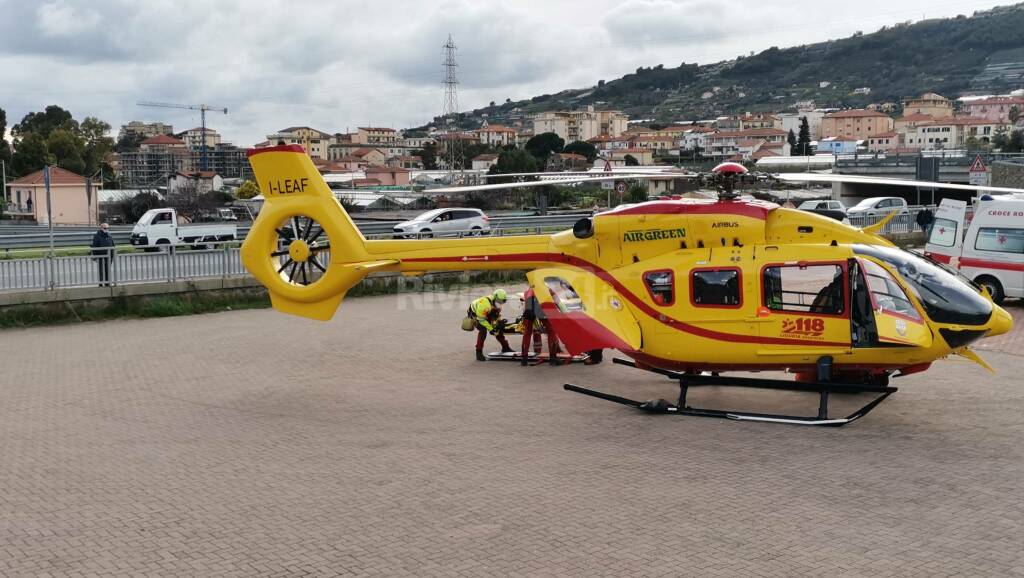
(1, 290, 1022, 576)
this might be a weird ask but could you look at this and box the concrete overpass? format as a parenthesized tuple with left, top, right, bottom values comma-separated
(832, 152, 1024, 204)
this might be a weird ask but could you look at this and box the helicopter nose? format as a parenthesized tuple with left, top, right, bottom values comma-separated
(988, 305, 1013, 338)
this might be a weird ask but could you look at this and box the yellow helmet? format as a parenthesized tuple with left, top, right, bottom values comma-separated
(492, 289, 507, 304)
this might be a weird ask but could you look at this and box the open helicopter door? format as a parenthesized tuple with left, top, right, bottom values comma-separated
(924, 198, 967, 266)
(526, 268, 642, 355)
(855, 258, 933, 348)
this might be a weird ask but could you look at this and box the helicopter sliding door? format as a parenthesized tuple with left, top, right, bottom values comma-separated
(526, 268, 642, 355)
(759, 261, 852, 350)
(855, 258, 932, 348)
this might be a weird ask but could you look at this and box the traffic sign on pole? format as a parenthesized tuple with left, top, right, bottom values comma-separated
(968, 154, 990, 186)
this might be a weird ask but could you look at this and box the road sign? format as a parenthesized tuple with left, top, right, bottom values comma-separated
(615, 181, 627, 195)
(969, 154, 987, 173)
(601, 180, 614, 190)
(968, 154, 990, 186)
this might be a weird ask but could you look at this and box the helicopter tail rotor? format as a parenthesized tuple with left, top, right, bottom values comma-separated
(241, 145, 383, 321)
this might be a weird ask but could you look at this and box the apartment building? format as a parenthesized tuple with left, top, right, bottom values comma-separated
(961, 96, 1024, 123)
(118, 121, 174, 142)
(705, 128, 789, 160)
(532, 106, 628, 142)
(264, 127, 334, 159)
(820, 109, 894, 140)
(902, 93, 954, 118)
(117, 135, 191, 187)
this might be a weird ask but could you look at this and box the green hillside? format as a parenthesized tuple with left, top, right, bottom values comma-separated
(445, 3, 1024, 129)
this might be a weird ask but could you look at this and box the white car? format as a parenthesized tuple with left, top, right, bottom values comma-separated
(393, 208, 490, 238)
(846, 197, 908, 218)
(797, 199, 846, 214)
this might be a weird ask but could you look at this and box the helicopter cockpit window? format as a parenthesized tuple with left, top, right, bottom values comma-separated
(544, 276, 586, 313)
(643, 270, 674, 306)
(692, 269, 741, 307)
(859, 259, 922, 322)
(763, 264, 844, 315)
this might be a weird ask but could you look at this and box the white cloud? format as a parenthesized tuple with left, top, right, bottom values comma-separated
(36, 0, 102, 37)
(0, 0, 1014, 145)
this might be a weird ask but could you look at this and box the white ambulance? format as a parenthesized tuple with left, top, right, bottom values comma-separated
(924, 195, 1024, 303)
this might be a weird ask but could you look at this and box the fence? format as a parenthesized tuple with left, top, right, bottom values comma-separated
(0, 217, 586, 293)
(0, 245, 248, 292)
(846, 206, 933, 235)
(1, 208, 940, 293)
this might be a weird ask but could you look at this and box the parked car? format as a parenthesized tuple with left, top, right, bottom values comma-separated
(130, 208, 237, 249)
(392, 208, 490, 238)
(797, 199, 846, 215)
(846, 197, 909, 218)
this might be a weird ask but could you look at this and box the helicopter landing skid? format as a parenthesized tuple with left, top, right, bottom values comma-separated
(563, 359, 897, 427)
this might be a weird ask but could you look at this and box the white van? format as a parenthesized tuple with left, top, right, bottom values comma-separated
(130, 208, 238, 249)
(924, 196, 1024, 303)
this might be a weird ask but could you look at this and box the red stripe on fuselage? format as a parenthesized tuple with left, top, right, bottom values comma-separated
(403, 252, 848, 347)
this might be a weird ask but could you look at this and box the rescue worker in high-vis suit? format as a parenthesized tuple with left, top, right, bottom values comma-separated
(520, 287, 562, 366)
(468, 289, 514, 361)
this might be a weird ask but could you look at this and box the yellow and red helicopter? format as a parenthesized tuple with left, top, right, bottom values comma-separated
(240, 145, 1016, 426)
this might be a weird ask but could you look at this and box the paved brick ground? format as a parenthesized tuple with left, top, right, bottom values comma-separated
(1, 291, 1023, 577)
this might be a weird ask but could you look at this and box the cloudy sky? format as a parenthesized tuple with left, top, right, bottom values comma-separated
(0, 0, 1015, 145)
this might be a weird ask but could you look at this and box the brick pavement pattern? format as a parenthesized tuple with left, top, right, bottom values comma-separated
(1, 290, 1023, 577)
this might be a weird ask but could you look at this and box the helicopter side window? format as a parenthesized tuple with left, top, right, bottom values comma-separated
(691, 268, 741, 307)
(643, 270, 674, 306)
(544, 276, 586, 313)
(763, 264, 844, 315)
(859, 259, 922, 322)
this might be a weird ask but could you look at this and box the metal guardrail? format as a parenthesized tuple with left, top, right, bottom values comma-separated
(0, 209, 935, 293)
(845, 206, 932, 235)
(0, 218, 588, 292)
(0, 214, 587, 250)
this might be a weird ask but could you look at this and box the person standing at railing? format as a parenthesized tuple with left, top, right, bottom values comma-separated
(916, 208, 935, 238)
(90, 223, 115, 287)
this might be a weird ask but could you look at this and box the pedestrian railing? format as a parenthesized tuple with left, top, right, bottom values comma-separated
(0, 244, 248, 292)
(1, 210, 936, 294)
(846, 206, 932, 235)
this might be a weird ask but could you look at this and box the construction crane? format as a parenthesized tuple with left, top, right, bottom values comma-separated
(137, 101, 228, 171)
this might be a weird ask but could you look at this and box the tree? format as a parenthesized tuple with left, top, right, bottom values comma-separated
(1006, 129, 1024, 153)
(993, 126, 1010, 150)
(235, 180, 261, 199)
(490, 148, 539, 176)
(11, 132, 50, 176)
(562, 140, 598, 163)
(796, 117, 812, 156)
(787, 129, 797, 151)
(626, 183, 649, 204)
(115, 131, 146, 153)
(0, 107, 10, 169)
(412, 142, 437, 170)
(79, 117, 114, 175)
(46, 129, 86, 174)
(624, 154, 639, 166)
(1010, 105, 1021, 125)
(525, 132, 564, 164)
(13, 105, 77, 140)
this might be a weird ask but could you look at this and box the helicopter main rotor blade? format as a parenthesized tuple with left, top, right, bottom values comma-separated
(429, 174, 680, 194)
(481, 170, 696, 179)
(772, 172, 1024, 195)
